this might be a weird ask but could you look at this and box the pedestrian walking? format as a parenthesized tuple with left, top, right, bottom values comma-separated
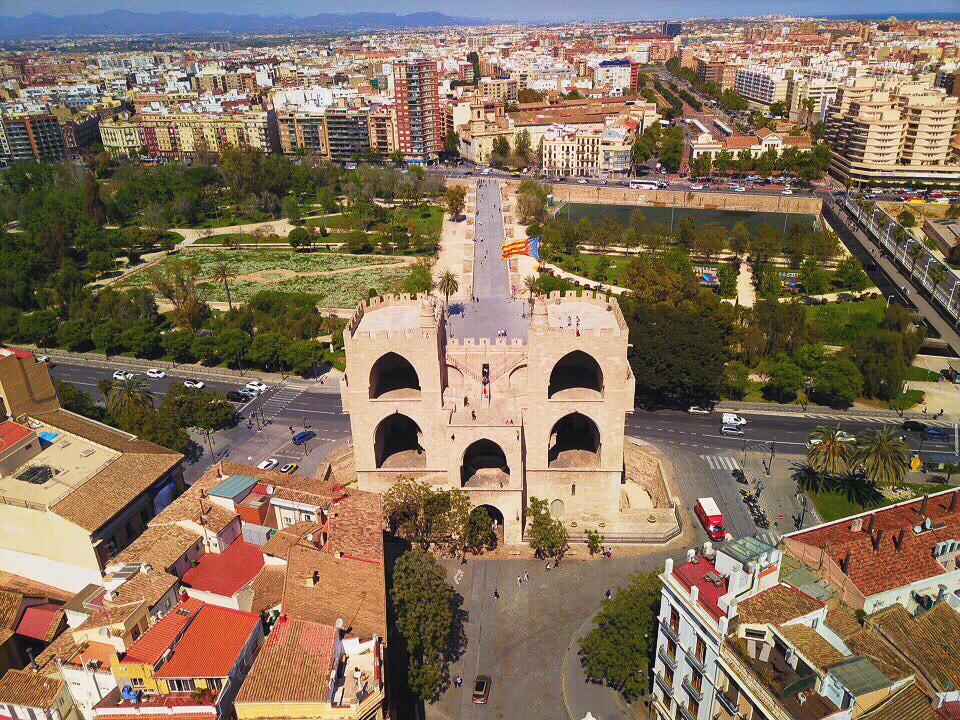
(605, 589, 612, 599)
(517, 576, 522, 587)
(545, 562, 552, 572)
(523, 571, 529, 582)
(493, 589, 499, 600)
(454, 675, 463, 688)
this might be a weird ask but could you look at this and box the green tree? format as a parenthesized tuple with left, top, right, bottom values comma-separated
(191, 335, 219, 365)
(120, 319, 161, 358)
(718, 263, 737, 297)
(444, 185, 466, 221)
(161, 329, 196, 364)
(209, 260, 238, 311)
(854, 427, 910, 488)
(674, 216, 697, 249)
(246, 331, 286, 370)
(82, 172, 106, 228)
(833, 257, 869, 291)
(526, 496, 569, 560)
(17, 310, 59, 348)
(281, 195, 302, 225)
(585, 528, 605, 556)
(443, 129, 460, 158)
(851, 330, 906, 400)
(578, 571, 661, 702)
(806, 424, 853, 477)
(57, 319, 92, 352)
(106, 376, 155, 422)
(492, 134, 510, 159)
(54, 380, 107, 422)
(723, 360, 751, 400)
(391, 548, 458, 703)
(898, 210, 916, 228)
(383, 477, 472, 553)
(764, 357, 804, 402)
(287, 226, 314, 252)
(812, 357, 863, 408)
(215, 328, 252, 369)
(514, 129, 532, 162)
(799, 258, 830, 295)
(729, 221, 751, 257)
(464, 506, 497, 553)
(92, 320, 125, 356)
(657, 127, 685, 172)
(283, 340, 325, 376)
(436, 268, 459, 307)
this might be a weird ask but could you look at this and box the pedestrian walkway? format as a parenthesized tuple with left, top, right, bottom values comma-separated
(736, 261, 755, 307)
(255, 386, 305, 421)
(700, 454, 740, 471)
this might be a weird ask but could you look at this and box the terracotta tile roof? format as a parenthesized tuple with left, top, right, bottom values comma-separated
(783, 134, 813, 148)
(872, 602, 960, 692)
(0, 420, 32, 453)
(123, 598, 203, 665)
(261, 522, 325, 559)
(860, 683, 937, 720)
(724, 134, 760, 149)
(0, 669, 62, 709)
(786, 490, 960, 596)
(52, 452, 183, 533)
(30, 409, 171, 455)
(326, 490, 383, 564)
(248, 566, 285, 615)
(844, 626, 913, 682)
(181, 540, 263, 598)
(204, 462, 340, 507)
(15, 602, 63, 641)
(282, 544, 386, 639)
(756, 127, 776, 138)
(234, 617, 336, 704)
(105, 570, 178, 609)
(111, 526, 201, 571)
(153, 603, 260, 679)
(33, 630, 81, 671)
(0, 591, 22, 632)
(74, 601, 144, 632)
(825, 606, 862, 640)
(736, 584, 823, 625)
(778, 624, 844, 671)
(149, 474, 237, 535)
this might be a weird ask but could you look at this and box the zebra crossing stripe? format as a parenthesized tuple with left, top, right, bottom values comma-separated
(700, 455, 739, 471)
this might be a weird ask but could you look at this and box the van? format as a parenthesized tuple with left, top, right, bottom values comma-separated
(720, 425, 745, 437)
(292, 430, 317, 446)
(722, 413, 746, 426)
(695, 497, 726, 540)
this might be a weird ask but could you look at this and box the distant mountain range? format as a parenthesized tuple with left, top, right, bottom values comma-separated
(0, 10, 492, 39)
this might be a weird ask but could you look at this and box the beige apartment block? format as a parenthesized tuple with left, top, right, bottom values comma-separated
(339, 292, 635, 543)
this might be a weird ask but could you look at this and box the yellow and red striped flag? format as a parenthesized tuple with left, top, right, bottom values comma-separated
(501, 238, 529, 258)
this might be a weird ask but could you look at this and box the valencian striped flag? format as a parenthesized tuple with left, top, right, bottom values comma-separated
(501, 236, 540, 260)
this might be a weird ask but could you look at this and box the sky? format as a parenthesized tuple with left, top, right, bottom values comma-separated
(0, 0, 956, 21)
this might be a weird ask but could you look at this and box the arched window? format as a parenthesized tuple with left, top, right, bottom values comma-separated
(369, 352, 420, 399)
(548, 413, 601, 469)
(548, 351, 603, 398)
(374, 414, 424, 468)
(461, 439, 510, 488)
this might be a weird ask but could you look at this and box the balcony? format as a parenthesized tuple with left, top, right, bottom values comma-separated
(716, 689, 738, 714)
(658, 646, 678, 669)
(682, 677, 703, 703)
(654, 672, 674, 696)
(686, 651, 706, 674)
(677, 703, 697, 720)
(661, 619, 680, 642)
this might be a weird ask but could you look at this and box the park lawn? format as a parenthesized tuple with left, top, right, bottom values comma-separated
(906, 366, 940, 382)
(306, 213, 362, 230)
(391, 204, 443, 235)
(805, 298, 886, 347)
(183, 211, 272, 230)
(578, 253, 631, 285)
(811, 483, 930, 523)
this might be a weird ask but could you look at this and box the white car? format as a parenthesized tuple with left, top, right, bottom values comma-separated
(257, 458, 279, 470)
(245, 380, 268, 394)
(481, 168, 491, 175)
(145, 369, 166, 379)
(687, 406, 711, 415)
(577, 179, 588, 184)
(183, 380, 205, 389)
(35, 355, 49, 364)
(781, 189, 794, 195)
(112, 370, 134, 381)
(807, 431, 856, 447)
(690, 184, 704, 191)
(734, 186, 747, 193)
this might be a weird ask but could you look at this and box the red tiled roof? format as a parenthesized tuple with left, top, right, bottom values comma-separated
(672, 558, 729, 620)
(15, 602, 62, 641)
(123, 597, 202, 665)
(0, 421, 32, 454)
(786, 489, 960, 597)
(153, 603, 260, 679)
(181, 540, 263, 598)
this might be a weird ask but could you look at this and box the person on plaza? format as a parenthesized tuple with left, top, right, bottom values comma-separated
(517, 576, 522, 587)
(605, 589, 612, 599)
(523, 571, 529, 582)
(493, 589, 499, 600)
(454, 675, 463, 688)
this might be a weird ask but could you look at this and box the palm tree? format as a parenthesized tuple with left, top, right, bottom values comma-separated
(806, 424, 853, 477)
(106, 376, 155, 420)
(523, 275, 538, 312)
(929, 265, 947, 302)
(853, 427, 910, 488)
(210, 261, 238, 311)
(908, 243, 924, 277)
(436, 268, 459, 307)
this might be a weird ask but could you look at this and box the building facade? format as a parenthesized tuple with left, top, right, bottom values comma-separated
(392, 57, 442, 164)
(0, 104, 66, 163)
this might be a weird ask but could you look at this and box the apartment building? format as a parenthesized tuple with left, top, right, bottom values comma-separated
(477, 76, 518, 105)
(393, 57, 442, 164)
(0, 103, 67, 163)
(540, 121, 633, 178)
(510, 97, 658, 152)
(825, 76, 960, 183)
(275, 108, 327, 156)
(593, 60, 633, 93)
(0, 346, 185, 593)
(734, 66, 790, 109)
(785, 73, 840, 126)
(368, 106, 396, 157)
(100, 106, 277, 159)
(652, 488, 960, 720)
(324, 104, 371, 162)
(697, 59, 737, 92)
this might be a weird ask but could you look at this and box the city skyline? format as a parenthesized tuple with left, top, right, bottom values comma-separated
(2, 0, 959, 22)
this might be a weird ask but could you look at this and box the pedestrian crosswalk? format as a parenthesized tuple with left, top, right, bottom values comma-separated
(799, 413, 954, 428)
(701, 455, 740, 471)
(256, 386, 305, 421)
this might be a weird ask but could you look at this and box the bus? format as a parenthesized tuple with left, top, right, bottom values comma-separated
(629, 180, 659, 190)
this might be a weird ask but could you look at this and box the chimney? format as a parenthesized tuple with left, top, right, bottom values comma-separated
(951, 491, 959, 513)
(840, 550, 852, 574)
(894, 528, 906, 551)
(919, 495, 929, 516)
(850, 518, 863, 532)
(686, 548, 696, 563)
(866, 514, 876, 534)
(871, 530, 883, 552)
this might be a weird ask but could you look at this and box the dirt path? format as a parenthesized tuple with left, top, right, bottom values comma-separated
(230, 257, 416, 284)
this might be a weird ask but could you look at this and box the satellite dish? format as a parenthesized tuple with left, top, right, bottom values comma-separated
(335, 618, 344, 629)
(914, 525, 923, 534)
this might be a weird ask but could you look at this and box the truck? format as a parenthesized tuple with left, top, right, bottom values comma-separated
(695, 497, 726, 541)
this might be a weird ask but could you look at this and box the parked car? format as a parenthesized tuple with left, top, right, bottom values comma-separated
(472, 676, 492, 704)
(292, 430, 316, 446)
(145, 369, 166, 379)
(35, 355, 50, 364)
(903, 420, 928, 433)
(690, 184, 704, 190)
(925, 427, 949, 441)
(781, 189, 793, 195)
(226, 390, 249, 403)
(257, 458, 279, 470)
(112, 370, 134, 381)
(183, 380, 205, 389)
(734, 186, 747, 193)
(245, 380, 268, 394)
(279, 463, 299, 474)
